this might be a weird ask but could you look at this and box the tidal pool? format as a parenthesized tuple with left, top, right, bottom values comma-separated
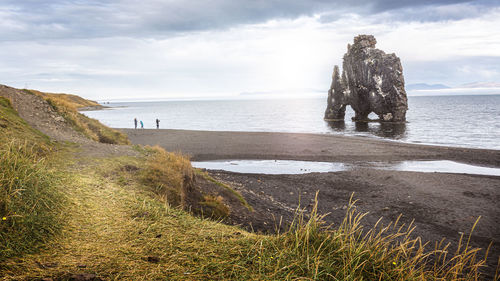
(192, 160, 347, 174)
(192, 159, 500, 176)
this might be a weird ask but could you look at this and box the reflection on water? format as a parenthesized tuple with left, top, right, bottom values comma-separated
(377, 123, 407, 139)
(325, 121, 345, 131)
(192, 159, 500, 176)
(354, 122, 369, 132)
(192, 160, 347, 174)
(327, 120, 407, 139)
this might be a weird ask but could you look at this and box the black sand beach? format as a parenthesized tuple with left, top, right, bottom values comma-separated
(122, 128, 500, 274)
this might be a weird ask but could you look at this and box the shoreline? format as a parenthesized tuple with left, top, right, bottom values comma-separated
(121, 128, 500, 167)
(115, 127, 500, 152)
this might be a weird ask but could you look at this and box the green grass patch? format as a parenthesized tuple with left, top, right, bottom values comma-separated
(238, 194, 492, 280)
(196, 169, 254, 212)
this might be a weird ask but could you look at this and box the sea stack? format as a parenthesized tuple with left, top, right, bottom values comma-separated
(324, 35, 408, 122)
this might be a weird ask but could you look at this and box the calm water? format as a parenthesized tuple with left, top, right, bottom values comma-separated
(83, 95, 500, 150)
(192, 160, 500, 176)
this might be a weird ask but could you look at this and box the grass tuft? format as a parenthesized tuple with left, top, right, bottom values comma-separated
(0, 141, 64, 261)
(245, 192, 494, 280)
(141, 145, 194, 207)
(195, 169, 253, 212)
(199, 195, 231, 219)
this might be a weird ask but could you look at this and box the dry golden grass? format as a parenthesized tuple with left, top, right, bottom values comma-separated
(1, 151, 497, 280)
(0, 155, 259, 280)
(195, 169, 253, 212)
(0, 141, 64, 262)
(39, 93, 129, 145)
(199, 195, 231, 219)
(141, 146, 194, 207)
(28, 90, 101, 109)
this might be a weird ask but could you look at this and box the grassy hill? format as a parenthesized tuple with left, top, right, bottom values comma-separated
(28, 90, 103, 110)
(0, 88, 496, 280)
(27, 88, 129, 145)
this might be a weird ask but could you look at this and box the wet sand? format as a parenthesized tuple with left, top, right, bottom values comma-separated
(122, 129, 500, 276)
(122, 129, 500, 166)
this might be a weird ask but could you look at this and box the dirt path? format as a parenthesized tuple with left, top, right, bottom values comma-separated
(1, 149, 195, 280)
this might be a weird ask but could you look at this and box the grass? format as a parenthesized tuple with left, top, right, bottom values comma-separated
(141, 146, 236, 220)
(195, 169, 254, 212)
(27, 89, 102, 110)
(199, 195, 231, 219)
(1, 148, 497, 280)
(2, 157, 494, 280)
(0, 97, 65, 262)
(23, 89, 130, 145)
(255, 194, 494, 280)
(1, 90, 498, 280)
(0, 97, 50, 145)
(140, 145, 194, 207)
(0, 141, 64, 262)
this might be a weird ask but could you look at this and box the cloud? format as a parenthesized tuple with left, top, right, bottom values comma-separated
(1, 0, 497, 41)
(1, 0, 499, 99)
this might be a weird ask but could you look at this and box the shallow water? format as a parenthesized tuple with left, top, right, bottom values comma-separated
(192, 159, 500, 176)
(379, 160, 500, 176)
(192, 160, 347, 174)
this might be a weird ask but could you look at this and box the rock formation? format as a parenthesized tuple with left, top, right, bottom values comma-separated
(324, 35, 408, 122)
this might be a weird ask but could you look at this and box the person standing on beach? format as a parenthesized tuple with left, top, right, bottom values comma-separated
(134, 118, 138, 129)
(156, 118, 160, 129)
(140, 120, 144, 129)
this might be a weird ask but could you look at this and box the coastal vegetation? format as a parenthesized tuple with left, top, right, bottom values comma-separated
(196, 169, 254, 212)
(27, 89, 102, 110)
(0, 97, 64, 261)
(26, 89, 129, 145)
(0, 89, 497, 280)
(141, 145, 194, 208)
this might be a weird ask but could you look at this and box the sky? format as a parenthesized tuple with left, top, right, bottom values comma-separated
(1, 0, 499, 100)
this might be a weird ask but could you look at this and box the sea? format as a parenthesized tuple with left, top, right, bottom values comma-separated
(82, 95, 500, 150)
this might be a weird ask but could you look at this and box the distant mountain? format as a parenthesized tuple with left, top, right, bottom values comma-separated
(239, 89, 324, 96)
(406, 83, 451, 91)
(459, 82, 500, 88)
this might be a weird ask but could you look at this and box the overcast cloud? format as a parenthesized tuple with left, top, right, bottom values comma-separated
(1, 0, 499, 100)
